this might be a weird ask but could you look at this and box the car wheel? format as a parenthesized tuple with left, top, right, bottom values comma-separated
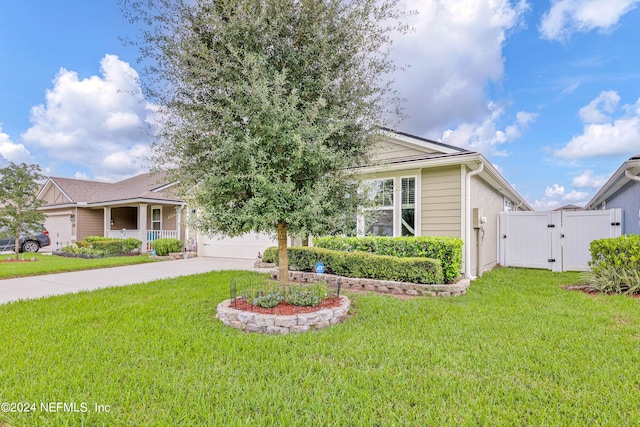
(22, 241, 40, 253)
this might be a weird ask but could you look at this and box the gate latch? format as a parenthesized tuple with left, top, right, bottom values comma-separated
(548, 258, 556, 263)
(547, 224, 555, 228)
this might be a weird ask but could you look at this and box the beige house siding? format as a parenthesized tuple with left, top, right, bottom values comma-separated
(111, 207, 138, 231)
(470, 174, 505, 275)
(375, 140, 434, 163)
(146, 205, 179, 230)
(41, 185, 71, 205)
(420, 166, 461, 237)
(77, 208, 104, 241)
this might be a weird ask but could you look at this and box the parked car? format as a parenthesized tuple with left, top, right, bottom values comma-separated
(0, 226, 51, 253)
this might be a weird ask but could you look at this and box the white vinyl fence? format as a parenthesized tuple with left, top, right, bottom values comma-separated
(498, 209, 622, 272)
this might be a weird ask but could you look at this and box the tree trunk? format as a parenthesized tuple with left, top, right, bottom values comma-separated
(14, 223, 20, 261)
(277, 221, 289, 285)
(14, 236, 20, 261)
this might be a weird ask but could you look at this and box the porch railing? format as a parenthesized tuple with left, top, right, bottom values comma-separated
(146, 230, 178, 251)
(106, 229, 179, 252)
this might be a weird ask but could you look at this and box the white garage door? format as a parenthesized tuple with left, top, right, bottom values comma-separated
(198, 232, 277, 259)
(45, 213, 74, 248)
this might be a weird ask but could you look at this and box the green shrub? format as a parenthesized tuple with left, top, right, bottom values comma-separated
(150, 238, 184, 256)
(313, 236, 462, 283)
(239, 279, 285, 308)
(589, 235, 640, 274)
(582, 266, 640, 295)
(286, 282, 330, 307)
(262, 246, 278, 263)
(65, 237, 141, 257)
(275, 246, 444, 284)
(585, 235, 640, 295)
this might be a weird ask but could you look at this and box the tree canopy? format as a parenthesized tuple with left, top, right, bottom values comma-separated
(0, 162, 46, 260)
(122, 0, 406, 281)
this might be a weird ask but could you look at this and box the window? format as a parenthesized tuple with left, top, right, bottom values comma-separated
(401, 177, 415, 236)
(504, 198, 513, 212)
(362, 176, 417, 237)
(365, 179, 394, 236)
(151, 207, 162, 231)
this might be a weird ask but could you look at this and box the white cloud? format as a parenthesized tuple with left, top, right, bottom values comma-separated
(554, 92, 640, 159)
(545, 183, 565, 198)
(532, 183, 591, 209)
(72, 171, 90, 180)
(532, 198, 562, 210)
(578, 90, 620, 123)
(391, 0, 530, 134)
(540, 0, 640, 41)
(563, 189, 590, 202)
(572, 169, 609, 188)
(21, 54, 156, 180)
(440, 103, 537, 156)
(0, 124, 31, 164)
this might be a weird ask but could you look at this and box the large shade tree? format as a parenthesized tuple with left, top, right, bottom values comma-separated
(122, 0, 406, 282)
(0, 162, 46, 260)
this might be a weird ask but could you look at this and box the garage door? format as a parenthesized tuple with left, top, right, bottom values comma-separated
(198, 232, 277, 259)
(45, 213, 74, 248)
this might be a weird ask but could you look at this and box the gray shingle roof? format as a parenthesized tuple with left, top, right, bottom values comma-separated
(47, 172, 181, 205)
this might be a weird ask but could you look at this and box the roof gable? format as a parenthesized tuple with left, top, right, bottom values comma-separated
(38, 172, 182, 206)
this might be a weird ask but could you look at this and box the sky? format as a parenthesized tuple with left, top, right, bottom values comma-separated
(1, 0, 640, 210)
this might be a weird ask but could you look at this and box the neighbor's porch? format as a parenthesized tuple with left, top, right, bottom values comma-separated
(103, 203, 184, 252)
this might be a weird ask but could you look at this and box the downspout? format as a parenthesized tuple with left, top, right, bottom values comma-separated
(465, 163, 484, 280)
(625, 170, 640, 182)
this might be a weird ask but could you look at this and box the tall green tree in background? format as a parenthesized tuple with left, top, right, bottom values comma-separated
(122, 0, 406, 283)
(0, 162, 46, 260)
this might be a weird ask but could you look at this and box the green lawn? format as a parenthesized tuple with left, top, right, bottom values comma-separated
(1, 268, 639, 426)
(0, 253, 156, 279)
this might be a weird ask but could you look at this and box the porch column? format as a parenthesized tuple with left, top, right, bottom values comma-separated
(103, 207, 111, 237)
(139, 203, 148, 253)
(176, 205, 182, 241)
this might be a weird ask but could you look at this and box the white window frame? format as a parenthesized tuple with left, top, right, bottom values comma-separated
(151, 206, 162, 231)
(359, 171, 420, 237)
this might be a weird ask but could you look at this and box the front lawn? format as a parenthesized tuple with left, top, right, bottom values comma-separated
(1, 268, 639, 426)
(0, 253, 156, 279)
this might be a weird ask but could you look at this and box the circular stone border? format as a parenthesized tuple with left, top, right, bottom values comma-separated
(216, 296, 350, 334)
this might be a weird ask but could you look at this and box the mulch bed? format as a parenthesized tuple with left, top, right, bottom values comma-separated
(2, 258, 37, 263)
(230, 296, 343, 315)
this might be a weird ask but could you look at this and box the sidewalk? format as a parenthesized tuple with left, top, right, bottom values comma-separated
(0, 257, 263, 305)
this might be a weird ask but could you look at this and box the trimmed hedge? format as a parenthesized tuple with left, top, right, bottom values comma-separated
(274, 246, 444, 285)
(63, 236, 142, 257)
(263, 246, 278, 264)
(586, 235, 640, 295)
(150, 238, 184, 256)
(313, 236, 462, 283)
(589, 235, 640, 274)
(76, 236, 141, 255)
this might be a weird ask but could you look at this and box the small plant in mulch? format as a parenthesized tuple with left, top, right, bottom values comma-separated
(232, 274, 339, 313)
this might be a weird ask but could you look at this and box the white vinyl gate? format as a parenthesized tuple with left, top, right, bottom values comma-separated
(498, 209, 622, 272)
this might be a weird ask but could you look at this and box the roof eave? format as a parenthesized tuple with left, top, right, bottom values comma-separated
(586, 158, 640, 209)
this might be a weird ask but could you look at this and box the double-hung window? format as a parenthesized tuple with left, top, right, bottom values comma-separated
(151, 207, 162, 231)
(362, 175, 417, 237)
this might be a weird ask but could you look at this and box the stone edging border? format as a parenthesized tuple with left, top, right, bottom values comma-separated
(271, 270, 470, 297)
(216, 296, 350, 334)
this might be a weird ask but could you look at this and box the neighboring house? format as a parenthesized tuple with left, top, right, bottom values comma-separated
(585, 154, 640, 234)
(354, 128, 532, 278)
(554, 204, 584, 211)
(37, 173, 186, 252)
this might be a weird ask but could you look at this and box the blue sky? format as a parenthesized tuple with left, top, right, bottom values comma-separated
(1, 0, 640, 210)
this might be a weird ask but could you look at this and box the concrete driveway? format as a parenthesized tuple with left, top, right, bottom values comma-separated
(0, 257, 264, 305)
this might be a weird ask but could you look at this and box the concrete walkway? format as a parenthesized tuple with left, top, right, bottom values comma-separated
(0, 257, 263, 305)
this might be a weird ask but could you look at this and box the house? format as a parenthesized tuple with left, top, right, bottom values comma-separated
(37, 128, 531, 278)
(585, 154, 640, 234)
(352, 128, 532, 278)
(37, 173, 187, 252)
